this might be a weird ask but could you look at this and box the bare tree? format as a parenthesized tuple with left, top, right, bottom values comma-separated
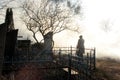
(21, 0, 80, 45)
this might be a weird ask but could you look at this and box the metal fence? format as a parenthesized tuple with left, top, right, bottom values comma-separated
(2, 47, 96, 80)
(53, 47, 96, 80)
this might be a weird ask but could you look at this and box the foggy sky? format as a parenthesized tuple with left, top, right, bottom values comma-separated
(0, 0, 120, 59)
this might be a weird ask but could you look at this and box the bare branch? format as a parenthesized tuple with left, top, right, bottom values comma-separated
(20, 0, 80, 43)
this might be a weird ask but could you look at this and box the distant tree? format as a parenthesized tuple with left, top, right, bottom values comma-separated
(101, 20, 113, 32)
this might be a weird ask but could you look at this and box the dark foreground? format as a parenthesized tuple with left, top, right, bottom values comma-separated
(1, 58, 120, 80)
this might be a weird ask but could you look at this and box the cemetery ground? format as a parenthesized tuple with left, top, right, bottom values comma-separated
(0, 58, 120, 80)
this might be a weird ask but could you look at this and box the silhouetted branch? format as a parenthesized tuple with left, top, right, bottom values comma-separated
(20, 0, 81, 43)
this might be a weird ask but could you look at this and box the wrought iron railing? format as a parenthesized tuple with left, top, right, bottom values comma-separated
(2, 47, 96, 80)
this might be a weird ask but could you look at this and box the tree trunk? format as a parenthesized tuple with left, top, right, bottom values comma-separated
(43, 32, 54, 59)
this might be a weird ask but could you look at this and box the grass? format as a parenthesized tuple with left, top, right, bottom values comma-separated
(92, 58, 120, 80)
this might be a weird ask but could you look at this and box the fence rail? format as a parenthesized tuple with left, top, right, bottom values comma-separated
(53, 47, 96, 80)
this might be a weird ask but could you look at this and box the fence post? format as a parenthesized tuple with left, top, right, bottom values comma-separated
(70, 46, 72, 56)
(68, 54, 71, 80)
(93, 48, 96, 70)
(59, 49, 61, 61)
(90, 50, 92, 70)
(86, 53, 89, 80)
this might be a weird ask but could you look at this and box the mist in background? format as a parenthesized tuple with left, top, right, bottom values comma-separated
(0, 0, 120, 59)
(54, 0, 120, 59)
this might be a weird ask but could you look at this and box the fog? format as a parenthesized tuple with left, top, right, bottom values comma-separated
(54, 0, 120, 59)
(0, 0, 120, 59)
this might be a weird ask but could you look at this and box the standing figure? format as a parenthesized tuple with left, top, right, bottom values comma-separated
(76, 35, 85, 57)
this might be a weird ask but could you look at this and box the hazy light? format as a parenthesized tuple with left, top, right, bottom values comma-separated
(1, 0, 120, 59)
(54, 0, 120, 59)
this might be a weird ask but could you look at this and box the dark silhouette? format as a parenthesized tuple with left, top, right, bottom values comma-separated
(76, 35, 85, 57)
(0, 23, 7, 76)
(5, 8, 14, 31)
(1, 8, 18, 75)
